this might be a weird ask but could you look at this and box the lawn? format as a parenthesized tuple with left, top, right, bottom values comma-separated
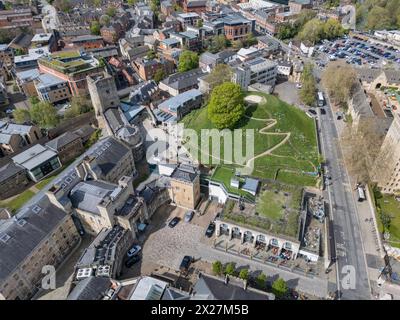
(375, 192, 400, 248)
(0, 190, 36, 214)
(256, 183, 303, 238)
(211, 166, 255, 201)
(35, 175, 57, 190)
(220, 181, 303, 239)
(181, 92, 320, 187)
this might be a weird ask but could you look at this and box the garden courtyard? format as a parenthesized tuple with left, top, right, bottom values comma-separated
(181, 92, 320, 188)
(374, 191, 400, 249)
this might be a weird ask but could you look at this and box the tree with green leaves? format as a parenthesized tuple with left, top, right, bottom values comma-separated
(30, 101, 59, 128)
(153, 68, 166, 83)
(13, 109, 31, 124)
(212, 261, 223, 276)
(244, 33, 257, 47)
(178, 50, 199, 72)
(297, 18, 325, 45)
(256, 273, 267, 289)
(147, 49, 157, 60)
(197, 20, 203, 28)
(90, 21, 101, 35)
(277, 22, 298, 40)
(299, 63, 317, 106)
(207, 82, 244, 130)
(127, 0, 137, 5)
(93, 0, 102, 7)
(106, 6, 117, 17)
(65, 96, 93, 119)
(272, 278, 288, 299)
(203, 64, 233, 92)
(224, 262, 236, 276)
(29, 96, 40, 106)
(100, 15, 111, 26)
(232, 40, 243, 50)
(323, 18, 345, 40)
(54, 0, 72, 13)
(238, 268, 249, 281)
(210, 34, 229, 53)
(150, 0, 160, 12)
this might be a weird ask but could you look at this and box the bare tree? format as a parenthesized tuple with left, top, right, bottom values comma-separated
(340, 118, 387, 184)
(322, 61, 358, 109)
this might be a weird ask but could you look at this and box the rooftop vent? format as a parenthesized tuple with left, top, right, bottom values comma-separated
(0, 234, 11, 243)
(76, 268, 93, 280)
(32, 205, 42, 214)
(96, 265, 111, 277)
(17, 219, 27, 227)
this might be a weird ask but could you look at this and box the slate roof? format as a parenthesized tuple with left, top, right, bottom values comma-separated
(0, 162, 25, 182)
(45, 132, 80, 151)
(242, 178, 259, 194)
(86, 137, 131, 177)
(158, 89, 202, 113)
(67, 276, 112, 300)
(0, 133, 12, 144)
(104, 108, 125, 134)
(160, 68, 204, 91)
(171, 164, 198, 183)
(0, 123, 32, 135)
(73, 125, 96, 140)
(0, 196, 69, 282)
(357, 68, 400, 84)
(70, 180, 116, 215)
(192, 274, 271, 300)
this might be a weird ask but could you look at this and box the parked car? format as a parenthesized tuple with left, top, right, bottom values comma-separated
(296, 83, 302, 89)
(205, 222, 215, 237)
(168, 217, 180, 228)
(127, 245, 142, 258)
(306, 109, 317, 118)
(179, 255, 193, 274)
(125, 254, 141, 268)
(184, 210, 194, 222)
(320, 108, 326, 115)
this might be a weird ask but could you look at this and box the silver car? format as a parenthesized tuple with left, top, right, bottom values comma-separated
(184, 210, 194, 222)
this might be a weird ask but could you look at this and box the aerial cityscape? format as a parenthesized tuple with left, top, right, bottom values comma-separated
(0, 0, 400, 303)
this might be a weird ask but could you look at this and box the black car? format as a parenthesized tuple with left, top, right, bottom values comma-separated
(179, 255, 193, 273)
(205, 222, 215, 237)
(125, 254, 141, 268)
(168, 217, 180, 228)
(320, 108, 326, 115)
(308, 109, 317, 116)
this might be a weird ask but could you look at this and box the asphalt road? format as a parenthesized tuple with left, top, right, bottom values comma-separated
(40, 0, 59, 32)
(318, 87, 371, 300)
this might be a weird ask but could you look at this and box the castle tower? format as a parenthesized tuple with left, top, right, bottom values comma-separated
(87, 72, 120, 128)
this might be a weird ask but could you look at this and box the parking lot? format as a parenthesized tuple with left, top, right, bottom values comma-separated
(119, 202, 217, 280)
(315, 35, 400, 68)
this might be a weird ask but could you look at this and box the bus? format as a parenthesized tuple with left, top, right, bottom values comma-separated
(317, 91, 325, 107)
(357, 186, 366, 202)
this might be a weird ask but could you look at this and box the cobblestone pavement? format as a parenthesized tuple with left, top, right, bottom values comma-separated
(134, 205, 329, 298)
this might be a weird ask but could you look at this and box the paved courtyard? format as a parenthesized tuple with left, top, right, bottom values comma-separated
(274, 81, 304, 110)
(119, 203, 330, 298)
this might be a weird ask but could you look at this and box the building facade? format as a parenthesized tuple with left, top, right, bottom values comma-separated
(0, 197, 80, 300)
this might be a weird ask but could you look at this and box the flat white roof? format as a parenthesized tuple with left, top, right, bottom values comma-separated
(129, 277, 168, 300)
(31, 33, 52, 42)
(12, 144, 58, 170)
